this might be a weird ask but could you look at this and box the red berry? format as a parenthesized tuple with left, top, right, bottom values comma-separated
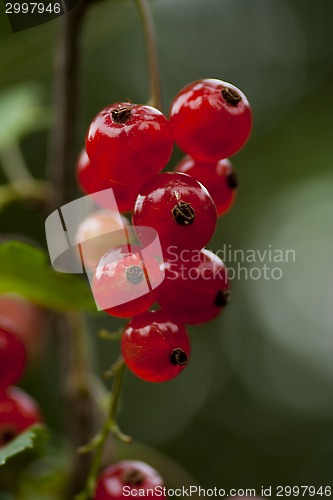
(92, 244, 163, 318)
(132, 172, 217, 252)
(86, 103, 173, 185)
(75, 209, 130, 269)
(0, 387, 42, 447)
(77, 149, 107, 196)
(95, 460, 166, 499)
(156, 249, 230, 324)
(121, 310, 191, 382)
(0, 296, 47, 361)
(0, 324, 26, 393)
(175, 155, 238, 216)
(77, 150, 141, 213)
(170, 79, 252, 161)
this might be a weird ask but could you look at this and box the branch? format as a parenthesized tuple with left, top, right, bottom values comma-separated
(47, 1, 95, 497)
(48, 0, 90, 208)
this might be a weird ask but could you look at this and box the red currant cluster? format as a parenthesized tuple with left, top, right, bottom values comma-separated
(78, 78, 252, 384)
(0, 322, 41, 447)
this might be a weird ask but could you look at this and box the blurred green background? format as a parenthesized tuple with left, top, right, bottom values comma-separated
(1, 0, 333, 497)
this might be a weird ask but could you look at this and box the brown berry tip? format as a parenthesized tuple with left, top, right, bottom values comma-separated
(221, 87, 242, 107)
(227, 171, 239, 190)
(122, 468, 145, 485)
(172, 202, 195, 226)
(111, 106, 132, 124)
(215, 289, 231, 308)
(170, 348, 188, 366)
(126, 265, 144, 285)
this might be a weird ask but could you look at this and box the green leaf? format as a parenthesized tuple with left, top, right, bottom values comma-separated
(0, 425, 47, 467)
(0, 84, 49, 150)
(0, 241, 96, 312)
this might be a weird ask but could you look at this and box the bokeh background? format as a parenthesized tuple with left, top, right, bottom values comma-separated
(0, 0, 333, 497)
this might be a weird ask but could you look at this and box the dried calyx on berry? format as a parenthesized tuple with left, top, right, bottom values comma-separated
(221, 86, 242, 106)
(111, 105, 132, 124)
(215, 289, 231, 308)
(122, 468, 145, 485)
(170, 348, 188, 366)
(172, 201, 195, 225)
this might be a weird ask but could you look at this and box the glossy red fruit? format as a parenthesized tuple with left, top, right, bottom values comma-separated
(0, 387, 42, 447)
(121, 310, 191, 382)
(86, 103, 173, 185)
(170, 79, 252, 161)
(175, 155, 238, 216)
(92, 244, 163, 318)
(0, 324, 26, 393)
(95, 460, 166, 499)
(132, 172, 217, 252)
(75, 209, 130, 269)
(76, 149, 141, 213)
(0, 295, 47, 361)
(156, 249, 230, 324)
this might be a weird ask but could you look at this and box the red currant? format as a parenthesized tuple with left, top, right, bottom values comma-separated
(75, 209, 130, 269)
(175, 155, 238, 216)
(170, 79, 252, 161)
(0, 387, 42, 447)
(92, 244, 163, 318)
(156, 249, 230, 324)
(95, 460, 166, 499)
(0, 324, 26, 394)
(77, 149, 107, 196)
(86, 103, 173, 185)
(0, 296, 47, 360)
(121, 310, 191, 382)
(132, 172, 217, 252)
(77, 150, 141, 213)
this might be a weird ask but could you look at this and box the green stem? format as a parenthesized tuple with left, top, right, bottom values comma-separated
(0, 143, 34, 183)
(77, 358, 129, 500)
(0, 180, 54, 212)
(134, 0, 162, 110)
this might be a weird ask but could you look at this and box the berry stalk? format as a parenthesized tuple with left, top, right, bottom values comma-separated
(134, 0, 163, 110)
(77, 357, 130, 500)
